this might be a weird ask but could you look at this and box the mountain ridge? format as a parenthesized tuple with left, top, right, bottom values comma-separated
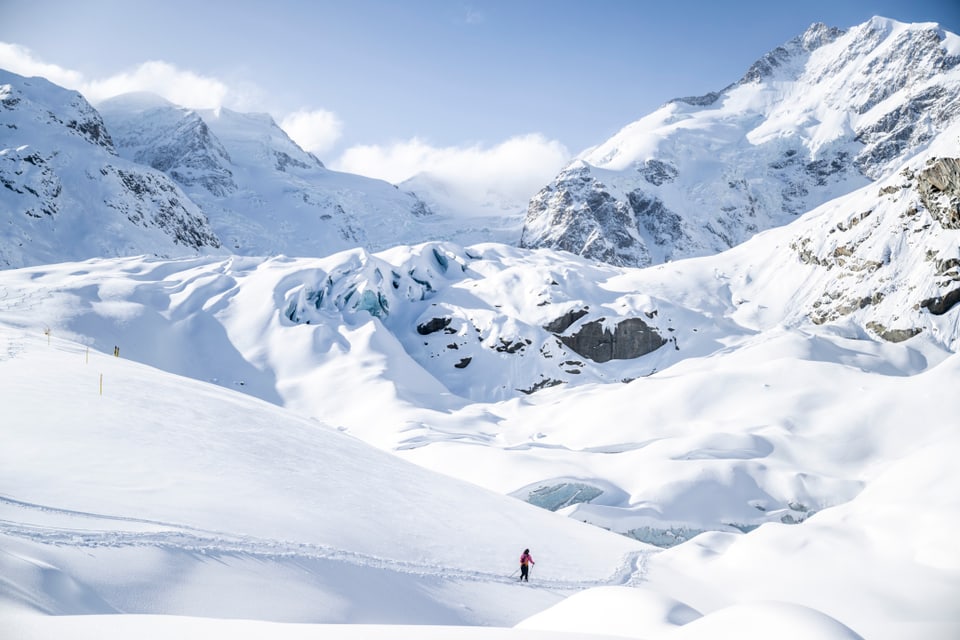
(0, 69, 222, 268)
(520, 17, 960, 267)
(98, 95, 440, 258)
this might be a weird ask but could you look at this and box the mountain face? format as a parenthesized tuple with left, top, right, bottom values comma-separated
(0, 70, 221, 269)
(98, 95, 437, 258)
(521, 17, 960, 267)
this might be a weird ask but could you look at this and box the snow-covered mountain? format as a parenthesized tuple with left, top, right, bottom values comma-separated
(0, 70, 222, 269)
(2, 117, 957, 548)
(521, 17, 960, 267)
(3, 125, 959, 633)
(98, 93, 439, 257)
(3, 14, 960, 640)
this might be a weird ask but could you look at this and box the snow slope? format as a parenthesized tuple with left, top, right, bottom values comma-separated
(1, 106, 957, 546)
(0, 326, 647, 627)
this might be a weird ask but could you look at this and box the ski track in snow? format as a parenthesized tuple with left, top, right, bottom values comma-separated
(0, 496, 649, 589)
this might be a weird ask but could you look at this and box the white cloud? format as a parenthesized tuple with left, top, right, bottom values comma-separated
(280, 109, 344, 156)
(0, 42, 85, 88)
(1, 41, 568, 210)
(0, 42, 229, 110)
(81, 61, 229, 110)
(333, 134, 570, 205)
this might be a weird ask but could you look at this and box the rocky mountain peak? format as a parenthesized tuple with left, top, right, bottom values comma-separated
(1, 70, 220, 268)
(99, 92, 439, 259)
(99, 94, 237, 197)
(521, 17, 960, 268)
(799, 21, 845, 51)
(1, 70, 116, 153)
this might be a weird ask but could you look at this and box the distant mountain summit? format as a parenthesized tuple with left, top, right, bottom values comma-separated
(99, 92, 239, 197)
(98, 94, 435, 257)
(0, 70, 220, 268)
(521, 17, 960, 267)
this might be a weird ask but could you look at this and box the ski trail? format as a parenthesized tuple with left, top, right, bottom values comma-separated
(0, 495, 652, 590)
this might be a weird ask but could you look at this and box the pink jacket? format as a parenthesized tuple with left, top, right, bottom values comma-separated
(520, 552, 534, 566)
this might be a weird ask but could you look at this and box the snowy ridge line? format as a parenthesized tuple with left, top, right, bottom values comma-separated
(0, 496, 648, 588)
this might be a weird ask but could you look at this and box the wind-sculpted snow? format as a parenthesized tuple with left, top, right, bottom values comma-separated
(523, 18, 960, 267)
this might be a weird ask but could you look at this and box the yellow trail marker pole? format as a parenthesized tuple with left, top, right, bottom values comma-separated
(99, 373, 103, 396)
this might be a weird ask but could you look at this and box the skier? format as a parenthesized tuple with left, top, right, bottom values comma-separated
(519, 548, 535, 582)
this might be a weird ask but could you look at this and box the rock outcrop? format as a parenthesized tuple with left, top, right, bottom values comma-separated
(557, 317, 666, 363)
(918, 157, 960, 229)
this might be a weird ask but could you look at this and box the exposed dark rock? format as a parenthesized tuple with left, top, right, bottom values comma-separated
(855, 87, 959, 178)
(495, 338, 531, 354)
(410, 198, 433, 217)
(521, 164, 650, 267)
(855, 27, 956, 116)
(124, 114, 237, 197)
(669, 90, 724, 107)
(518, 378, 564, 394)
(417, 316, 451, 335)
(523, 19, 959, 271)
(454, 357, 472, 369)
(627, 190, 684, 247)
(917, 157, 960, 229)
(558, 317, 666, 363)
(866, 321, 923, 343)
(274, 150, 313, 172)
(67, 114, 114, 151)
(920, 286, 960, 315)
(737, 24, 842, 86)
(932, 256, 960, 277)
(638, 159, 678, 186)
(105, 167, 220, 249)
(805, 152, 850, 186)
(543, 308, 589, 334)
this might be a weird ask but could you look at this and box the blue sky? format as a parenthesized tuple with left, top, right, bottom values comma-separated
(2, 0, 958, 190)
